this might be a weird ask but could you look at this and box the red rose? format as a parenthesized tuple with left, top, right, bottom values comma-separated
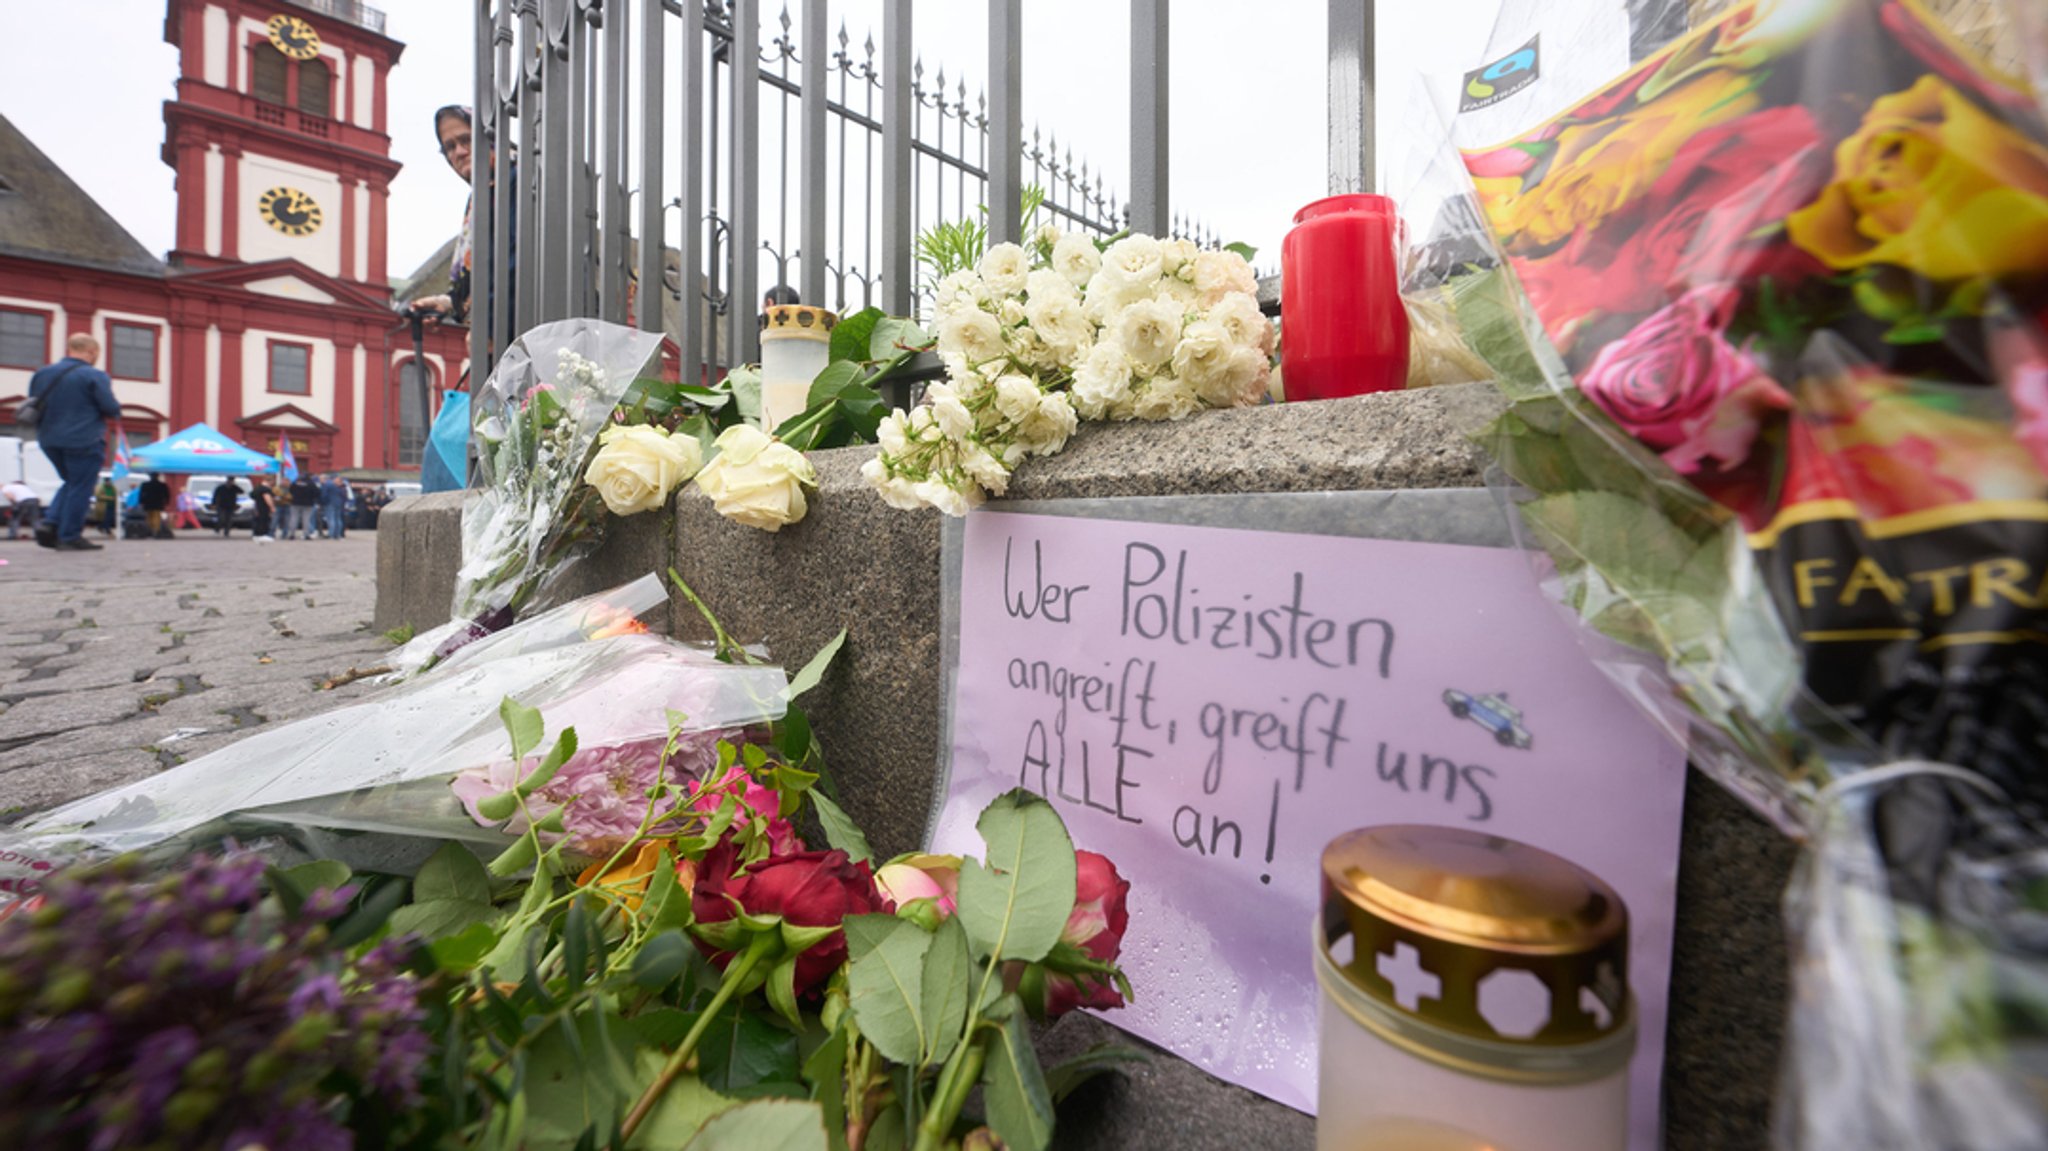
(1511, 107, 1830, 345)
(692, 839, 883, 995)
(1043, 850, 1132, 1015)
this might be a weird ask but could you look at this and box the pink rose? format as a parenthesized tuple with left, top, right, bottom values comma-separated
(685, 763, 801, 855)
(1579, 286, 1789, 474)
(874, 854, 962, 919)
(1042, 850, 1131, 1016)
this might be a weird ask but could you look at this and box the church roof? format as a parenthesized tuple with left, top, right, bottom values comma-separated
(0, 113, 165, 278)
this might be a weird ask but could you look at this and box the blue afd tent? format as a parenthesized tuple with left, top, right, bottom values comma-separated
(128, 423, 280, 476)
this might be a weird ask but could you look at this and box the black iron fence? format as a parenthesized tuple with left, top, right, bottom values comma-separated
(464, 0, 1264, 386)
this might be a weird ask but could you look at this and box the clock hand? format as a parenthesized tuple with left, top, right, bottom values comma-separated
(273, 201, 311, 227)
(280, 28, 312, 50)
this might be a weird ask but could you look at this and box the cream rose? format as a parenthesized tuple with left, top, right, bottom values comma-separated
(936, 309, 1005, 366)
(1171, 320, 1238, 407)
(1104, 235, 1164, 284)
(693, 425, 817, 531)
(1072, 341, 1133, 418)
(1052, 232, 1103, 287)
(927, 382, 976, 439)
(583, 423, 703, 516)
(1209, 293, 1273, 354)
(978, 242, 1031, 295)
(1024, 291, 1092, 360)
(932, 270, 990, 319)
(1114, 297, 1184, 373)
(1191, 250, 1259, 302)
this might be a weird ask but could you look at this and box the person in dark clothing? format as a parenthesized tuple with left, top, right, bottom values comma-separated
(26, 333, 120, 551)
(138, 473, 172, 538)
(248, 477, 275, 539)
(288, 476, 321, 540)
(763, 284, 801, 309)
(409, 106, 516, 328)
(211, 479, 241, 538)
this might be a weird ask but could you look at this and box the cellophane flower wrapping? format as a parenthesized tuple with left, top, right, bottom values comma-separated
(389, 319, 666, 676)
(0, 598, 789, 897)
(1391, 0, 2048, 1146)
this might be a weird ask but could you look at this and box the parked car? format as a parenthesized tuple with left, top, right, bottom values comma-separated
(1442, 689, 1533, 749)
(0, 436, 63, 503)
(188, 475, 255, 529)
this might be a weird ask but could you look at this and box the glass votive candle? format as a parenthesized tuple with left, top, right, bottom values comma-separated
(759, 304, 837, 431)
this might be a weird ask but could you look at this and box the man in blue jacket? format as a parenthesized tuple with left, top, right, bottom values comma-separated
(28, 333, 121, 551)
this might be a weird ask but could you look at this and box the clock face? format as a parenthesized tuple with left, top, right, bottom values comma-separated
(258, 187, 323, 237)
(266, 14, 321, 61)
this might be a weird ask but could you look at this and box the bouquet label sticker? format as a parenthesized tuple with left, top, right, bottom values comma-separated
(932, 507, 1685, 1144)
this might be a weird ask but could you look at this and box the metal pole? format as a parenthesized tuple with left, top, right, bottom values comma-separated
(678, 0, 705, 377)
(1130, 0, 1167, 236)
(732, 0, 761, 363)
(986, 0, 1021, 244)
(1328, 0, 1375, 194)
(637, 0, 666, 334)
(565, 2, 591, 317)
(600, 0, 628, 324)
(881, 0, 912, 316)
(516, 0, 542, 337)
(471, 0, 494, 380)
(799, 0, 827, 306)
(540, 0, 574, 322)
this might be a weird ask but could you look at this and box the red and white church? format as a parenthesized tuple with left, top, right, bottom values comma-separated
(0, 0, 469, 475)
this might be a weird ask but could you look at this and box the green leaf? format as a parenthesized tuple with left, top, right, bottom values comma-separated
(1043, 1043, 1149, 1103)
(475, 790, 520, 824)
(727, 365, 764, 425)
(1223, 241, 1258, 263)
(390, 897, 498, 941)
(869, 316, 932, 362)
(773, 707, 813, 764)
(843, 913, 933, 1066)
(330, 876, 410, 950)
(501, 697, 545, 760)
(806, 361, 866, 411)
(427, 920, 499, 971)
(803, 1022, 851, 1151)
(622, 1048, 731, 1149)
(830, 307, 884, 364)
(782, 629, 847, 703)
(957, 789, 1077, 964)
(416, 841, 494, 905)
(919, 915, 972, 1068)
(487, 831, 540, 877)
(523, 1010, 637, 1149)
(808, 789, 873, 865)
(271, 859, 351, 915)
(624, 1007, 694, 1050)
(765, 956, 804, 1030)
(981, 996, 1055, 1151)
(634, 930, 693, 990)
(681, 1099, 828, 1151)
(520, 728, 581, 795)
(694, 1002, 802, 1092)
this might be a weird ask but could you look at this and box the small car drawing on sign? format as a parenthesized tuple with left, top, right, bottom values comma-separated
(1443, 689, 1533, 749)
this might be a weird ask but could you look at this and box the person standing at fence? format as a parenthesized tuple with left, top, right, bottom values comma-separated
(407, 106, 517, 330)
(25, 333, 120, 551)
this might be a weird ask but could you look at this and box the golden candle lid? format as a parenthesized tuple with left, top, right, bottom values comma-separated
(1321, 825, 1630, 1047)
(759, 304, 838, 339)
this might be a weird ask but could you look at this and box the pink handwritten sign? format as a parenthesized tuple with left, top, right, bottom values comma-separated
(931, 506, 1686, 1146)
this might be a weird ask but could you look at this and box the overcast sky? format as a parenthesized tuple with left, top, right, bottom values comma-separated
(0, 0, 1505, 287)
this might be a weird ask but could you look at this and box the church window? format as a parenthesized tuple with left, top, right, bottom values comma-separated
(108, 323, 158, 380)
(0, 309, 48, 369)
(298, 60, 331, 118)
(269, 341, 312, 395)
(252, 43, 289, 106)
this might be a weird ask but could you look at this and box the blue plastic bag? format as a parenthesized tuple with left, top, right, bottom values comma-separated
(421, 389, 470, 493)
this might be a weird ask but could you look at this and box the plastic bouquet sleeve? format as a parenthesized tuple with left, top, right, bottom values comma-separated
(1386, 0, 2048, 1146)
(0, 630, 790, 896)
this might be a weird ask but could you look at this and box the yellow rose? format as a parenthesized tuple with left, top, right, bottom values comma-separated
(583, 423, 702, 516)
(693, 425, 817, 531)
(1786, 75, 2048, 280)
(1480, 67, 1760, 250)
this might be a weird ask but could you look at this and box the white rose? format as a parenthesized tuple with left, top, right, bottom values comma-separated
(993, 374, 1043, 427)
(998, 297, 1028, 329)
(1081, 270, 1153, 324)
(1072, 341, 1133, 418)
(1156, 276, 1200, 308)
(914, 477, 981, 518)
(978, 242, 1031, 296)
(927, 382, 975, 440)
(933, 270, 990, 319)
(959, 440, 1013, 495)
(693, 425, 817, 531)
(937, 309, 1005, 366)
(583, 423, 703, 516)
(1209, 293, 1273, 354)
(1051, 233, 1102, 287)
(1102, 235, 1164, 284)
(1171, 320, 1238, 407)
(1227, 347, 1272, 406)
(1113, 297, 1184, 373)
(1032, 222, 1063, 251)
(1192, 249, 1260, 303)
(1159, 238, 1198, 276)
(863, 457, 929, 510)
(1023, 292, 1092, 360)
(1025, 268, 1076, 303)
(1130, 375, 1201, 422)
(1014, 390, 1080, 453)
(877, 410, 912, 454)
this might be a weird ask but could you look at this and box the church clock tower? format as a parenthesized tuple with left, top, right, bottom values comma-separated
(161, 0, 404, 298)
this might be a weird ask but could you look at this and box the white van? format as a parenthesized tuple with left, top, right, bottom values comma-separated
(0, 436, 63, 502)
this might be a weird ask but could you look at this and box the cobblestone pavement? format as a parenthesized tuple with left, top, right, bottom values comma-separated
(0, 531, 400, 822)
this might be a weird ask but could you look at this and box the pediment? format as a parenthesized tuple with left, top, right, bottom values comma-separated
(243, 274, 337, 305)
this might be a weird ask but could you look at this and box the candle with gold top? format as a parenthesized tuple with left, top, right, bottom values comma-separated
(1315, 825, 1635, 1151)
(758, 304, 837, 431)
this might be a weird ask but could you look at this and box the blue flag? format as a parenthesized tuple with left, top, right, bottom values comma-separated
(278, 435, 299, 482)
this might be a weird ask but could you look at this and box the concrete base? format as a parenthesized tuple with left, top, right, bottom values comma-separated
(376, 384, 1790, 1149)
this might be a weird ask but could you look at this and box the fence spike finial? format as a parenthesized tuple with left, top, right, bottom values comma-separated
(779, 2, 791, 34)
(837, 20, 848, 50)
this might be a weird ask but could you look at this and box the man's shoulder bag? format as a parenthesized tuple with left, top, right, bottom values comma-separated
(17, 363, 85, 428)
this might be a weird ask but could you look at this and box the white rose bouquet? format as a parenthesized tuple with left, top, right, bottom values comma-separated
(863, 229, 1272, 514)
